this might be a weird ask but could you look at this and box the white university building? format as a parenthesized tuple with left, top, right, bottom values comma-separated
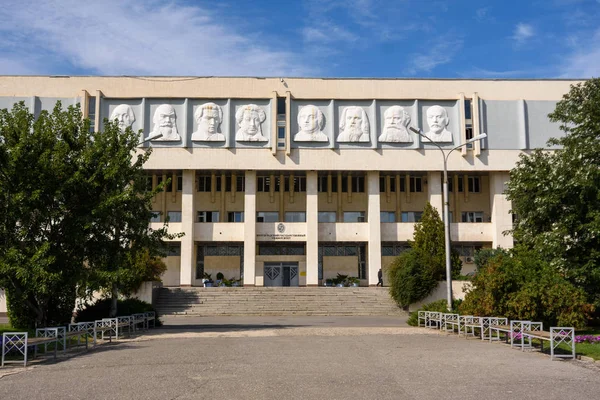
(0, 76, 580, 295)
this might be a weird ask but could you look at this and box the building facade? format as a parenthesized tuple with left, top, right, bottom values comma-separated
(0, 76, 580, 288)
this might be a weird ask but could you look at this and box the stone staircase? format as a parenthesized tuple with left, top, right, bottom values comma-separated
(154, 287, 405, 317)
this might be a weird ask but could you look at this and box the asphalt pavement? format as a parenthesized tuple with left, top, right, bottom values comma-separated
(0, 316, 599, 400)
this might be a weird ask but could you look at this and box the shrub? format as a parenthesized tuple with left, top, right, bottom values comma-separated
(75, 298, 161, 326)
(459, 247, 594, 328)
(388, 250, 435, 308)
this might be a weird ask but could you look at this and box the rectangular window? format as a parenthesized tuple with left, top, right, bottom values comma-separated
(401, 211, 423, 223)
(341, 177, 348, 193)
(448, 177, 453, 193)
(278, 127, 285, 139)
(197, 211, 219, 222)
(88, 97, 96, 133)
(236, 176, 245, 192)
(318, 211, 336, 223)
(256, 212, 279, 222)
(343, 211, 366, 223)
(167, 211, 182, 222)
(379, 177, 386, 193)
(167, 244, 181, 257)
(277, 97, 286, 115)
(198, 176, 211, 192)
(380, 211, 396, 223)
(177, 176, 183, 192)
(458, 176, 464, 193)
(461, 211, 484, 223)
(146, 176, 153, 192)
(150, 211, 161, 223)
(318, 176, 328, 192)
(468, 176, 481, 193)
(225, 176, 232, 192)
(399, 178, 405, 192)
(216, 177, 222, 192)
(293, 176, 306, 192)
(464, 99, 472, 120)
(352, 177, 365, 193)
(165, 177, 173, 192)
(410, 176, 422, 193)
(257, 177, 270, 192)
(284, 212, 306, 222)
(227, 211, 244, 222)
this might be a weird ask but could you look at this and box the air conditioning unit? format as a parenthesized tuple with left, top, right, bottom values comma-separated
(465, 256, 474, 264)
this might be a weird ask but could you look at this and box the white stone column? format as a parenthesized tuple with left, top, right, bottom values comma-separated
(244, 170, 257, 286)
(367, 171, 381, 286)
(489, 172, 514, 248)
(179, 170, 196, 286)
(306, 171, 319, 286)
(428, 171, 443, 215)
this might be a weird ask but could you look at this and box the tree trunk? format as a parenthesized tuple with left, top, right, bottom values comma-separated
(109, 283, 119, 317)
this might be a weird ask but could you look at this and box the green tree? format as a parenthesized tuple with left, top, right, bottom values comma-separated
(460, 247, 593, 328)
(0, 102, 92, 327)
(506, 78, 600, 308)
(387, 202, 461, 308)
(81, 117, 181, 317)
(0, 101, 177, 327)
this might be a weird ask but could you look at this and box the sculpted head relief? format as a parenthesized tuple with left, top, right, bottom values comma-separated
(337, 106, 370, 142)
(236, 104, 267, 142)
(294, 105, 328, 142)
(110, 104, 135, 131)
(192, 102, 224, 141)
(424, 105, 452, 143)
(379, 106, 412, 143)
(151, 104, 180, 141)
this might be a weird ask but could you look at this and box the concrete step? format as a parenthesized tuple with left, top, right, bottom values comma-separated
(154, 286, 404, 317)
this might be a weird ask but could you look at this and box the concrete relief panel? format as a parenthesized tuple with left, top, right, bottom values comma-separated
(151, 104, 180, 141)
(291, 100, 333, 149)
(377, 100, 418, 148)
(294, 105, 328, 142)
(110, 104, 136, 131)
(145, 100, 185, 145)
(102, 100, 144, 133)
(378, 105, 413, 143)
(525, 100, 563, 149)
(337, 106, 370, 142)
(235, 104, 268, 142)
(480, 100, 522, 150)
(230, 99, 272, 147)
(424, 105, 452, 143)
(191, 102, 225, 141)
(418, 101, 459, 147)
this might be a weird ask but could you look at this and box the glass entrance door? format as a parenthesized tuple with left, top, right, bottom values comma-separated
(264, 263, 299, 287)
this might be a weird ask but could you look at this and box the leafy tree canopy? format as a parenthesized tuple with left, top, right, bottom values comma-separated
(506, 78, 600, 307)
(0, 101, 178, 327)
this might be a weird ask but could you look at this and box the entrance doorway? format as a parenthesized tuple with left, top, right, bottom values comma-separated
(264, 263, 299, 287)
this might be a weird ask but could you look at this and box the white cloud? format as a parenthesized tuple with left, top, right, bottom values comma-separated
(404, 39, 463, 75)
(512, 23, 535, 44)
(559, 29, 600, 78)
(0, 0, 314, 76)
(302, 25, 359, 44)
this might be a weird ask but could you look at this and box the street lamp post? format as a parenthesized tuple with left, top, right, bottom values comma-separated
(409, 127, 487, 310)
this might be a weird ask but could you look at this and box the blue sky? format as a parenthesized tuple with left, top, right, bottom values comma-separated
(0, 0, 599, 78)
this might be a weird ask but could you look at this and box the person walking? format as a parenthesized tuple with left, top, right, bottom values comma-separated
(377, 268, 383, 287)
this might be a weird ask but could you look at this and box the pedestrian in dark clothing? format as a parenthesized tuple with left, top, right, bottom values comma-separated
(377, 268, 383, 286)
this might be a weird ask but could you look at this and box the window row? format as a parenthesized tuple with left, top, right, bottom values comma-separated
(150, 210, 488, 223)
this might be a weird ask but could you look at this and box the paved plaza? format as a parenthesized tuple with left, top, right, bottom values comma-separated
(1, 316, 599, 399)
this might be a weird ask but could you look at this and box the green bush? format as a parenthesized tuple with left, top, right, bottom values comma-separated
(388, 250, 436, 308)
(459, 247, 594, 328)
(75, 298, 161, 326)
(406, 299, 461, 326)
(6, 285, 77, 329)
